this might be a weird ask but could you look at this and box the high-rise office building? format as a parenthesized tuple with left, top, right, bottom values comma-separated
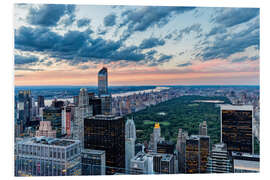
(100, 94, 112, 115)
(89, 96, 102, 116)
(207, 143, 233, 173)
(81, 149, 106, 175)
(73, 88, 93, 148)
(149, 123, 162, 152)
(35, 121, 56, 138)
(43, 107, 62, 138)
(176, 128, 188, 173)
(17, 90, 32, 135)
(157, 141, 175, 155)
(61, 106, 72, 136)
(125, 117, 136, 173)
(185, 135, 200, 173)
(98, 67, 108, 96)
(199, 135, 210, 173)
(231, 152, 259, 173)
(199, 121, 207, 136)
(220, 105, 253, 154)
(37, 96, 45, 115)
(160, 154, 174, 174)
(84, 115, 125, 175)
(15, 137, 81, 176)
(130, 152, 153, 174)
(185, 135, 210, 173)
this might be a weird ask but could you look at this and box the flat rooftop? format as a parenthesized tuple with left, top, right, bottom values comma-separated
(234, 159, 260, 172)
(220, 104, 253, 111)
(17, 137, 79, 147)
(86, 115, 123, 121)
(82, 149, 105, 155)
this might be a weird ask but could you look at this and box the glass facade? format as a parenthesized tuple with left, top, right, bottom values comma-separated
(222, 110, 253, 153)
(84, 115, 125, 175)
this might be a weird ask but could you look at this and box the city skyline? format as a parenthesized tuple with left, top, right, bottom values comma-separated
(14, 4, 259, 86)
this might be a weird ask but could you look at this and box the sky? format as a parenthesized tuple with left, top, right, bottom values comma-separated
(14, 4, 260, 86)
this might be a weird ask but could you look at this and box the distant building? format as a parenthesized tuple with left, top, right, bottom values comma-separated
(100, 94, 112, 115)
(52, 99, 64, 108)
(199, 121, 207, 136)
(73, 88, 92, 148)
(89, 96, 102, 116)
(98, 67, 108, 96)
(130, 152, 153, 174)
(81, 149, 106, 175)
(35, 121, 56, 138)
(16, 90, 32, 136)
(84, 115, 125, 175)
(61, 106, 72, 136)
(37, 96, 45, 115)
(15, 137, 81, 176)
(160, 154, 174, 174)
(207, 143, 233, 173)
(43, 107, 62, 138)
(231, 152, 259, 173)
(220, 105, 253, 154)
(125, 117, 136, 173)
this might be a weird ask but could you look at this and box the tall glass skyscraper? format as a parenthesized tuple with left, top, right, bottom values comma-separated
(125, 117, 136, 173)
(98, 67, 108, 96)
(220, 105, 253, 154)
(84, 115, 125, 175)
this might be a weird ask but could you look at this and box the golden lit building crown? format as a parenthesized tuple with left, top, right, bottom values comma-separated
(154, 122, 160, 128)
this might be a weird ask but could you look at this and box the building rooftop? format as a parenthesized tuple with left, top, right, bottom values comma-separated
(82, 149, 105, 155)
(220, 104, 253, 111)
(234, 159, 260, 172)
(87, 115, 123, 121)
(17, 137, 79, 147)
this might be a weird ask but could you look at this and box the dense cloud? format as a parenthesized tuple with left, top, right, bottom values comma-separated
(14, 54, 39, 65)
(165, 24, 202, 40)
(211, 8, 259, 28)
(15, 25, 173, 66)
(139, 37, 165, 49)
(27, 4, 76, 27)
(104, 13, 117, 27)
(120, 6, 196, 40)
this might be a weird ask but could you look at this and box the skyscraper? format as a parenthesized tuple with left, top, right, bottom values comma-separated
(81, 149, 106, 175)
(176, 128, 188, 173)
(185, 135, 210, 173)
(35, 121, 56, 138)
(149, 123, 162, 152)
(130, 152, 153, 174)
(84, 115, 125, 175)
(73, 88, 93, 148)
(199, 121, 207, 136)
(220, 105, 253, 154)
(37, 95, 45, 115)
(207, 143, 233, 173)
(43, 107, 62, 138)
(125, 117, 136, 173)
(98, 67, 108, 96)
(15, 137, 81, 176)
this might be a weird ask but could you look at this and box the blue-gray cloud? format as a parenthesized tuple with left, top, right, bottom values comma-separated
(197, 18, 259, 60)
(165, 24, 202, 40)
(27, 4, 76, 27)
(104, 13, 117, 27)
(231, 56, 249, 63)
(120, 6, 196, 40)
(14, 54, 39, 65)
(77, 18, 91, 28)
(177, 62, 192, 67)
(15, 26, 172, 66)
(211, 8, 259, 28)
(139, 37, 165, 49)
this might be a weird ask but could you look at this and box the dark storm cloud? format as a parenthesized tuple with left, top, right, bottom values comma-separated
(14, 26, 150, 65)
(197, 19, 259, 61)
(177, 62, 192, 67)
(120, 6, 196, 40)
(14, 54, 39, 65)
(211, 8, 259, 28)
(104, 13, 117, 27)
(77, 18, 91, 28)
(27, 4, 76, 27)
(139, 37, 165, 49)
